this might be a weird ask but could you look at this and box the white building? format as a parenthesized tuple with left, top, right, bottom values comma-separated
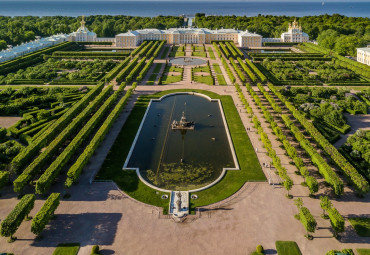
(68, 16, 115, 44)
(280, 19, 309, 43)
(357, 47, 370, 66)
(115, 28, 262, 48)
(0, 34, 68, 63)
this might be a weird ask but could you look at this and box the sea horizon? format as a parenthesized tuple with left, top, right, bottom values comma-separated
(0, 1, 369, 17)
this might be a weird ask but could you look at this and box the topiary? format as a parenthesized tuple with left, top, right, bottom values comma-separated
(256, 245, 264, 253)
(91, 245, 100, 255)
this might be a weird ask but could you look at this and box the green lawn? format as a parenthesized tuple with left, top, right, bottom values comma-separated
(52, 243, 80, 255)
(217, 74, 227, 85)
(349, 217, 370, 237)
(193, 66, 210, 73)
(96, 89, 265, 212)
(275, 241, 302, 255)
(192, 52, 207, 58)
(165, 66, 183, 73)
(160, 47, 170, 59)
(152, 63, 163, 74)
(207, 47, 216, 60)
(161, 75, 182, 85)
(193, 75, 214, 85)
(357, 249, 370, 255)
(146, 74, 158, 85)
(193, 46, 205, 52)
(213, 64, 223, 74)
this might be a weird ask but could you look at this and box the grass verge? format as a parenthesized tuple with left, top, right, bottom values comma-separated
(52, 243, 80, 255)
(96, 89, 265, 213)
(275, 241, 302, 255)
(357, 249, 370, 255)
(349, 217, 370, 237)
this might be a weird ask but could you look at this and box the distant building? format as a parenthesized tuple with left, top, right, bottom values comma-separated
(0, 34, 68, 63)
(115, 28, 262, 48)
(68, 16, 115, 44)
(357, 47, 370, 66)
(280, 19, 309, 43)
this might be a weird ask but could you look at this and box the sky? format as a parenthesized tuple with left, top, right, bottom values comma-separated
(1, 0, 369, 1)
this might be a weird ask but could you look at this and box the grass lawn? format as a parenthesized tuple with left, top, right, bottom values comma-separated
(152, 63, 163, 74)
(165, 66, 183, 73)
(217, 74, 227, 85)
(161, 75, 182, 85)
(52, 243, 80, 255)
(213, 64, 223, 74)
(146, 74, 158, 85)
(192, 52, 207, 58)
(160, 47, 170, 59)
(193, 75, 214, 85)
(207, 47, 216, 60)
(194, 46, 205, 52)
(97, 89, 265, 213)
(193, 66, 210, 73)
(349, 217, 370, 237)
(357, 249, 370, 255)
(275, 241, 302, 255)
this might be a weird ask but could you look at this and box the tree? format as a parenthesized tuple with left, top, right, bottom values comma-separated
(317, 29, 339, 50)
(306, 176, 319, 196)
(283, 177, 294, 198)
(0, 40, 7, 50)
(299, 207, 317, 238)
(320, 196, 332, 216)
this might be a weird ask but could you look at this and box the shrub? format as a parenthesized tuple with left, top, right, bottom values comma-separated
(256, 245, 264, 253)
(0, 194, 35, 240)
(31, 193, 60, 236)
(299, 207, 317, 238)
(91, 245, 100, 255)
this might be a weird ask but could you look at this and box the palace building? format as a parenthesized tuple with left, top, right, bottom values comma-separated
(357, 47, 370, 66)
(115, 28, 262, 48)
(280, 19, 309, 43)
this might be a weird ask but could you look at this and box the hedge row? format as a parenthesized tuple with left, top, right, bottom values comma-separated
(0, 194, 35, 238)
(221, 57, 236, 84)
(255, 83, 321, 195)
(77, 42, 113, 45)
(31, 193, 60, 236)
(248, 53, 324, 58)
(8, 79, 45, 85)
(138, 41, 155, 57)
(299, 206, 317, 235)
(219, 42, 231, 58)
(269, 83, 369, 195)
(130, 41, 148, 56)
(0, 42, 74, 76)
(49, 80, 98, 85)
(229, 57, 246, 83)
(252, 57, 331, 62)
(104, 57, 131, 83)
(228, 41, 244, 57)
(145, 41, 159, 58)
(126, 57, 147, 82)
(320, 196, 345, 235)
(53, 51, 129, 57)
(65, 83, 132, 186)
(281, 113, 344, 195)
(245, 58, 267, 82)
(299, 43, 370, 79)
(136, 57, 155, 82)
(10, 83, 104, 174)
(153, 41, 166, 58)
(225, 42, 238, 58)
(245, 83, 293, 192)
(212, 42, 222, 58)
(35, 86, 116, 194)
(237, 57, 257, 83)
(263, 42, 299, 46)
(0, 171, 9, 190)
(116, 56, 139, 83)
(13, 85, 111, 193)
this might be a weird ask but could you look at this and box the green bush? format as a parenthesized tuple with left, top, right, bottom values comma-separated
(31, 193, 60, 236)
(91, 245, 100, 255)
(0, 194, 35, 239)
(256, 245, 264, 253)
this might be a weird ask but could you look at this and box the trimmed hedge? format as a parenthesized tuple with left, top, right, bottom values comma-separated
(0, 171, 9, 190)
(0, 194, 35, 238)
(237, 57, 257, 83)
(130, 41, 148, 56)
(299, 206, 317, 234)
(126, 57, 146, 82)
(65, 84, 132, 186)
(269, 83, 369, 195)
(136, 57, 155, 82)
(31, 193, 60, 236)
(35, 86, 116, 194)
(116, 56, 139, 83)
(13, 85, 109, 193)
(104, 57, 131, 83)
(245, 58, 267, 83)
(10, 83, 104, 174)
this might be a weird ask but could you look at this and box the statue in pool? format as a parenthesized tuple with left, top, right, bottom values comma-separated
(171, 111, 195, 130)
